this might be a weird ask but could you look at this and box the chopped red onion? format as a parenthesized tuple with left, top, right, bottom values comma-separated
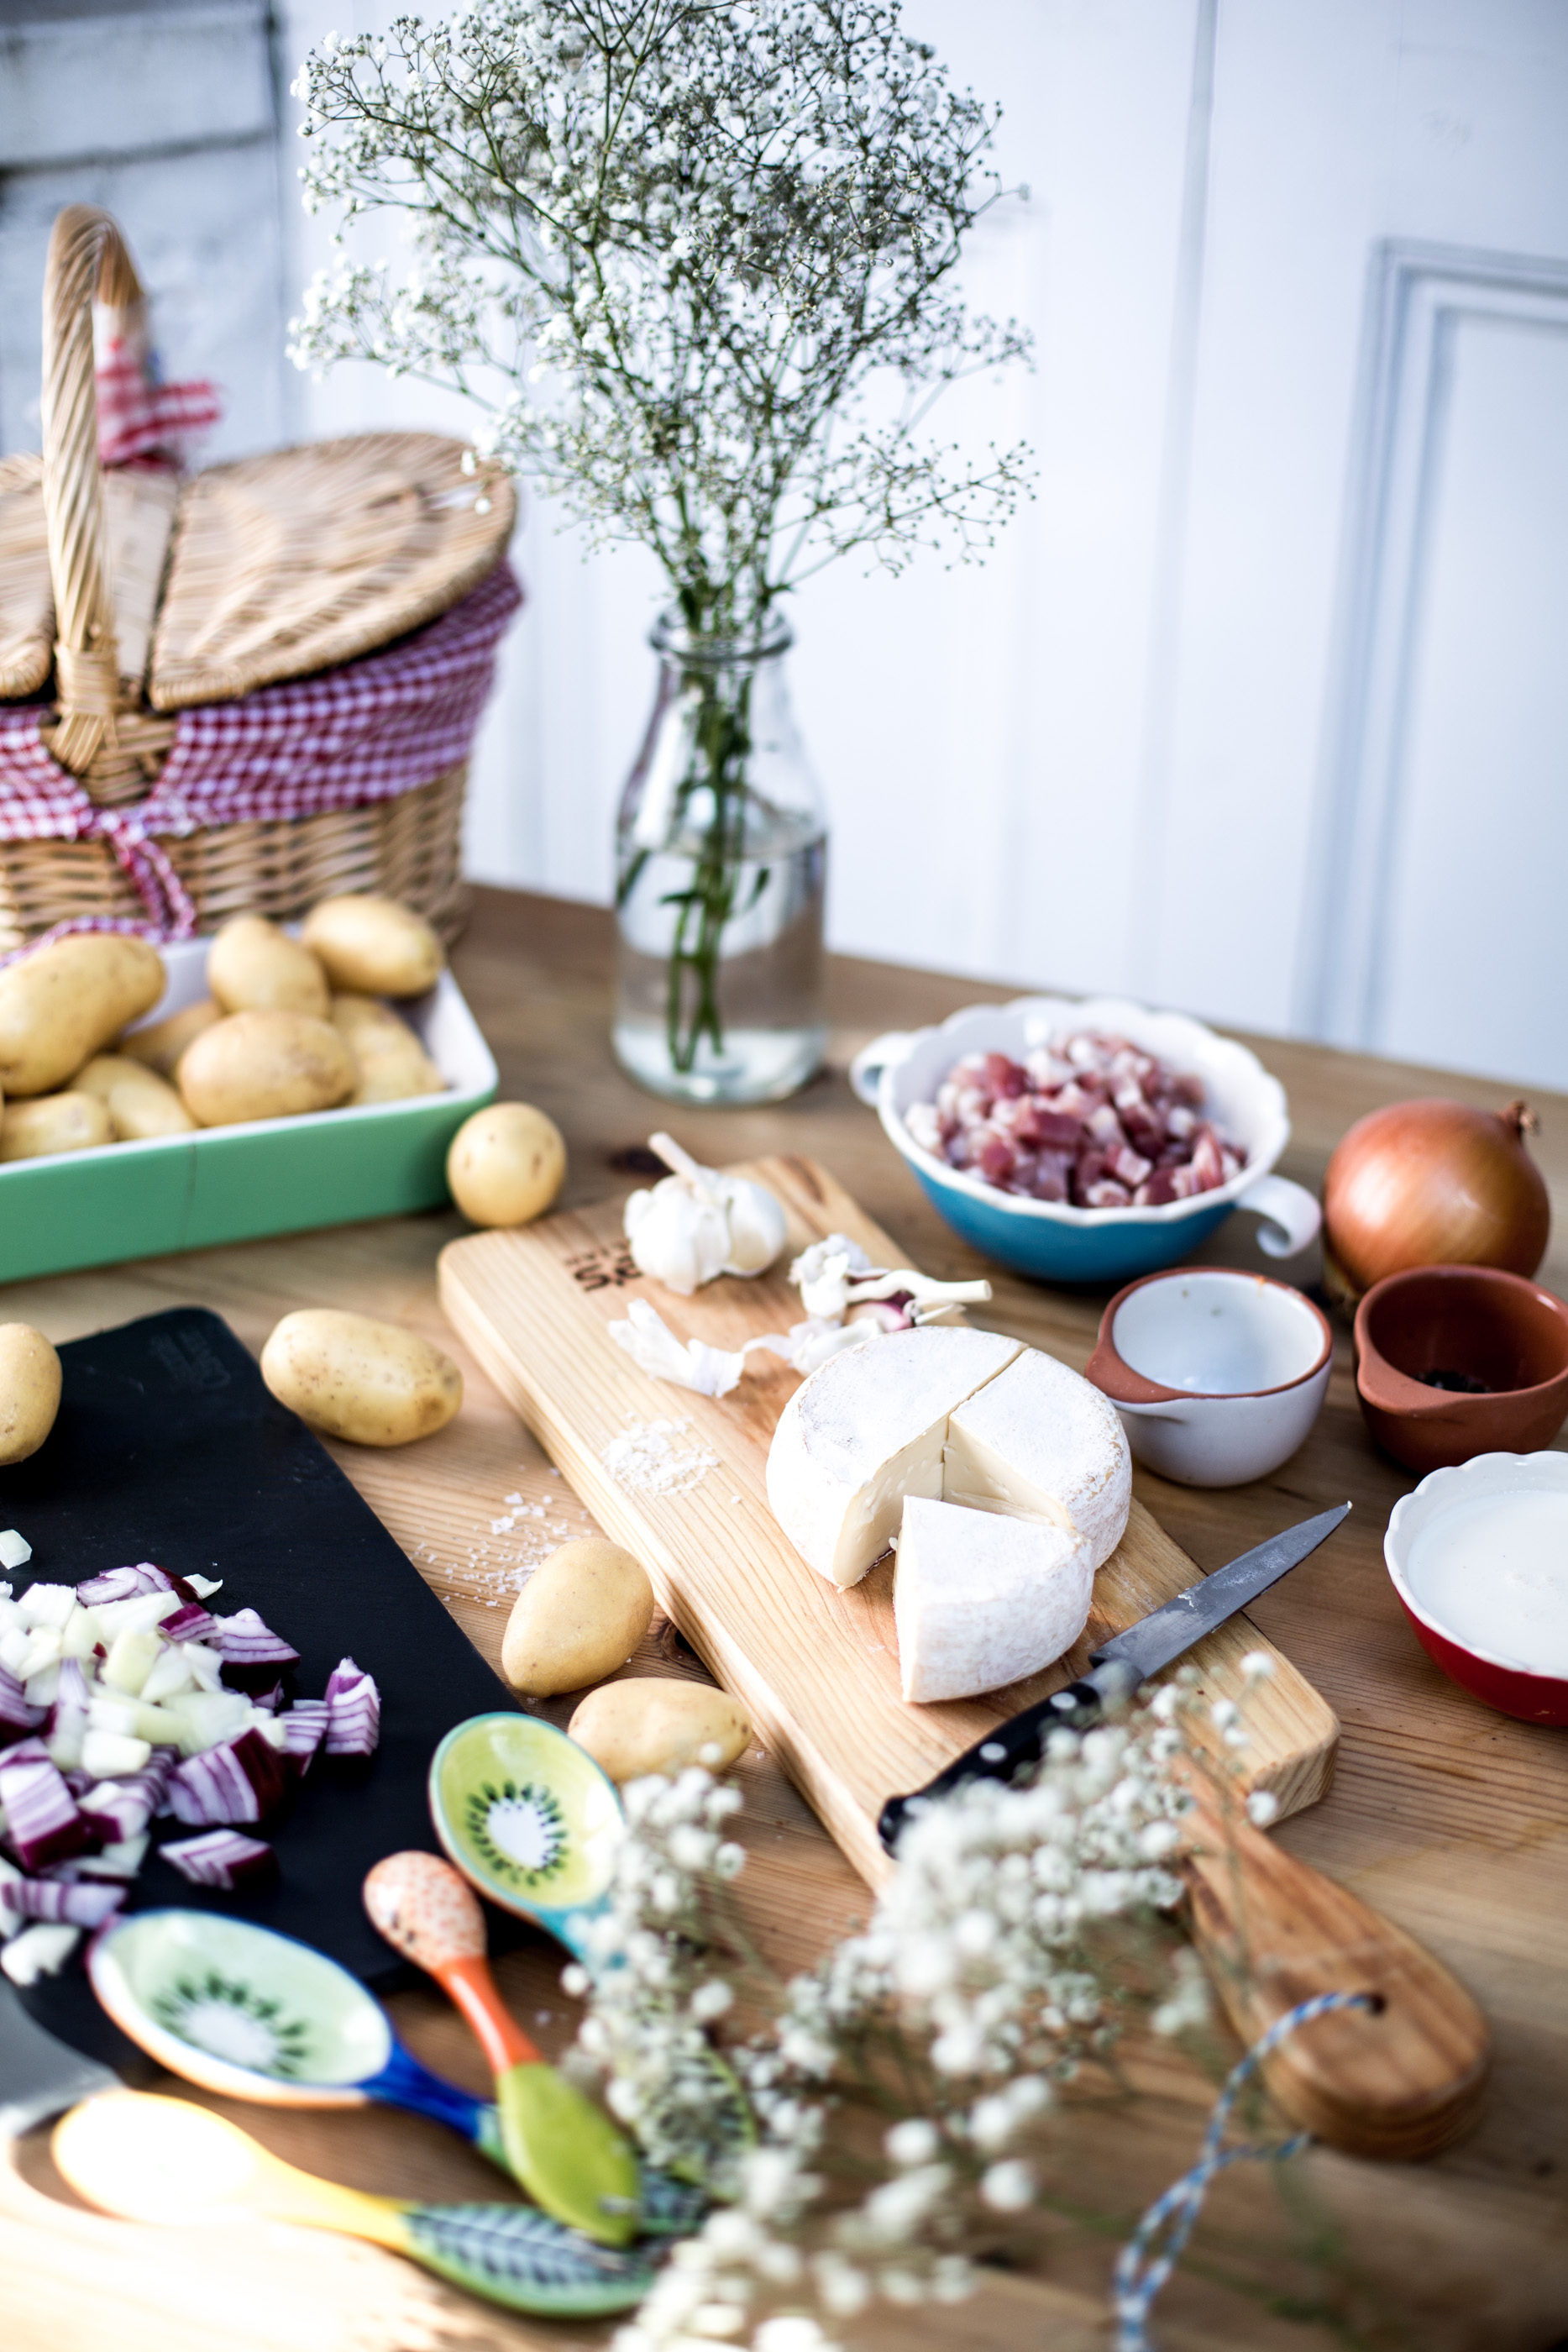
(323, 1658, 380, 1757)
(0, 1875, 126, 1929)
(166, 1726, 286, 1827)
(73, 1564, 174, 1605)
(278, 1706, 328, 1776)
(0, 1741, 98, 1870)
(159, 1603, 218, 1646)
(0, 1662, 44, 1746)
(160, 1830, 277, 1893)
(77, 1754, 172, 1842)
(276, 1699, 328, 1776)
(249, 1681, 285, 1714)
(213, 1608, 301, 1693)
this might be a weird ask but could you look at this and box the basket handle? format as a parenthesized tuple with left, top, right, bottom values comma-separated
(40, 205, 145, 777)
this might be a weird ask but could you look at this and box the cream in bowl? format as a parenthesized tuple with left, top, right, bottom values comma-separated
(1385, 1452, 1568, 1724)
(1086, 1268, 1333, 1487)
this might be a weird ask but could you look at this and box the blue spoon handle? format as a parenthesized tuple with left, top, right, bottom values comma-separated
(366, 2040, 511, 2170)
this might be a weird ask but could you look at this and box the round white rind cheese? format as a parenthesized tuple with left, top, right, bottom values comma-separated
(766, 1325, 1023, 1587)
(943, 1347, 1131, 1571)
(894, 1496, 1093, 1704)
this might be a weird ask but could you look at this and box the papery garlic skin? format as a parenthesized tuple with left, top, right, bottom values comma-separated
(623, 1133, 788, 1294)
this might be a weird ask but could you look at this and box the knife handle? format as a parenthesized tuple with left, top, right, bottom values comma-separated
(1181, 1774, 1489, 2160)
(877, 1667, 1135, 1851)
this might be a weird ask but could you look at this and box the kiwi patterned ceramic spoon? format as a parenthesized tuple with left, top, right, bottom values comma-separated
(88, 1909, 511, 2170)
(427, 1713, 623, 1965)
(53, 2090, 654, 2319)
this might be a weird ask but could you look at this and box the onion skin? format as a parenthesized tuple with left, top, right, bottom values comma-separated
(1324, 1098, 1550, 1297)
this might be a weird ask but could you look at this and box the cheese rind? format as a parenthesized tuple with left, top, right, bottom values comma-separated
(766, 1325, 1021, 1587)
(944, 1347, 1131, 1571)
(894, 1497, 1093, 1703)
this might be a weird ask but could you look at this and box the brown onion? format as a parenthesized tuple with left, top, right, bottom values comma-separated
(1324, 1098, 1550, 1297)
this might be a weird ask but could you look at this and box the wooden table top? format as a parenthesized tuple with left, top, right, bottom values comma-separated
(3, 886, 1565, 2352)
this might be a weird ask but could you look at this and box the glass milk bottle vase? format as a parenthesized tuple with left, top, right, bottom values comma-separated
(613, 609, 828, 1105)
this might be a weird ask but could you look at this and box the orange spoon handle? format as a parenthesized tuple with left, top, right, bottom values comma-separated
(438, 1952, 540, 2073)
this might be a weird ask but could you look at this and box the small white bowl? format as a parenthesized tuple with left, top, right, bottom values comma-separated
(1085, 1267, 1333, 1487)
(850, 994, 1320, 1286)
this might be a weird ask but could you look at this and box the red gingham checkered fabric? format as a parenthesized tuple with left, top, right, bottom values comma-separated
(0, 560, 523, 950)
(95, 340, 220, 468)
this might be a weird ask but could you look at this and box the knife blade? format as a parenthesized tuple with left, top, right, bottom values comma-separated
(878, 1501, 1350, 1852)
(0, 1978, 119, 2137)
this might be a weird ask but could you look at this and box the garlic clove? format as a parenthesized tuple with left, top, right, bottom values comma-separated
(718, 1175, 789, 1278)
(625, 1179, 732, 1294)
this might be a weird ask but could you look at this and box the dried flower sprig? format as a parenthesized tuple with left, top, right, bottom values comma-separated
(567, 1689, 1240, 2349)
(290, 0, 1033, 636)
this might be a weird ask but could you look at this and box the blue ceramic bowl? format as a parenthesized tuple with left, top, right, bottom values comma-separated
(850, 995, 1319, 1288)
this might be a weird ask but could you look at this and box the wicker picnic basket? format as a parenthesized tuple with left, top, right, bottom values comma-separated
(0, 206, 518, 953)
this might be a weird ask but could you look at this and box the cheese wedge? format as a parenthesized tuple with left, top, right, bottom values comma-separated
(766, 1325, 1022, 1587)
(944, 1346, 1131, 1572)
(894, 1497, 1094, 1703)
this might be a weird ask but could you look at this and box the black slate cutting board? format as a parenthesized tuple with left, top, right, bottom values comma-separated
(0, 1306, 525, 2071)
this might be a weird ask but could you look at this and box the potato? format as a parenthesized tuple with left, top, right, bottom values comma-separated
(178, 1010, 356, 1126)
(302, 895, 444, 999)
(0, 1323, 62, 1466)
(0, 1090, 113, 1161)
(0, 934, 164, 1096)
(76, 1054, 197, 1140)
(331, 994, 445, 1105)
(260, 1308, 463, 1446)
(448, 1101, 566, 1227)
(501, 1539, 656, 1697)
(208, 915, 330, 1018)
(567, 1677, 751, 1783)
(120, 995, 222, 1079)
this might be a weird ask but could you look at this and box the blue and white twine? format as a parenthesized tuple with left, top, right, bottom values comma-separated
(1111, 1990, 1377, 2352)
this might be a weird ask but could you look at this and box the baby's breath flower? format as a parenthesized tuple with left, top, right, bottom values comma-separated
(1246, 1788, 1281, 1827)
(978, 2158, 1035, 2213)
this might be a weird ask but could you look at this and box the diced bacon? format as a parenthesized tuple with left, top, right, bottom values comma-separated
(909, 1027, 1244, 1216)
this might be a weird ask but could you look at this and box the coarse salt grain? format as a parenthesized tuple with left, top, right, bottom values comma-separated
(601, 1416, 719, 1497)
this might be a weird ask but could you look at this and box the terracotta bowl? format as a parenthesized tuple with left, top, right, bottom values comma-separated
(1385, 1452, 1568, 1725)
(1354, 1266, 1568, 1474)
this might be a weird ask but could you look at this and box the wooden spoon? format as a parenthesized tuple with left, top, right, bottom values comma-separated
(364, 1851, 639, 2246)
(1180, 1769, 1489, 2160)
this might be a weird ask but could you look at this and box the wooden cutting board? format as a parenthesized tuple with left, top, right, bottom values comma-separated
(439, 1156, 1340, 1887)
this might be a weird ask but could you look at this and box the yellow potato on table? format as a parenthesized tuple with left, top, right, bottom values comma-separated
(0, 933, 164, 1097)
(75, 1054, 197, 1140)
(331, 995, 445, 1105)
(178, 1010, 356, 1126)
(260, 1309, 463, 1447)
(120, 995, 222, 1080)
(501, 1538, 656, 1697)
(302, 895, 444, 999)
(207, 915, 330, 1018)
(567, 1677, 751, 1783)
(0, 1090, 113, 1161)
(447, 1101, 566, 1227)
(0, 1323, 62, 1466)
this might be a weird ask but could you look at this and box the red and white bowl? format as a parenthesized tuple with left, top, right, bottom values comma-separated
(1384, 1452, 1568, 1725)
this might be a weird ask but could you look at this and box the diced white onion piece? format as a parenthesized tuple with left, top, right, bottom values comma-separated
(166, 1688, 251, 1756)
(102, 1627, 163, 1698)
(60, 1607, 97, 1661)
(16, 1584, 76, 1630)
(132, 1703, 184, 1746)
(139, 1646, 196, 1705)
(89, 1590, 180, 1640)
(74, 1832, 150, 1880)
(0, 1625, 31, 1676)
(181, 1643, 226, 1693)
(24, 1659, 61, 1709)
(1, 1921, 80, 1984)
(0, 1531, 33, 1572)
(87, 1693, 142, 1737)
(183, 1574, 223, 1599)
(17, 1629, 64, 1683)
(81, 1730, 153, 1781)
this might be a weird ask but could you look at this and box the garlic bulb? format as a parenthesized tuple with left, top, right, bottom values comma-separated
(623, 1133, 788, 1295)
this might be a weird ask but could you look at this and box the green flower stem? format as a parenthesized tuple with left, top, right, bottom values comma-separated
(658, 654, 754, 1075)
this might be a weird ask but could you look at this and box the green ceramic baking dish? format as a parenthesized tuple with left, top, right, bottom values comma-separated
(0, 937, 497, 1284)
